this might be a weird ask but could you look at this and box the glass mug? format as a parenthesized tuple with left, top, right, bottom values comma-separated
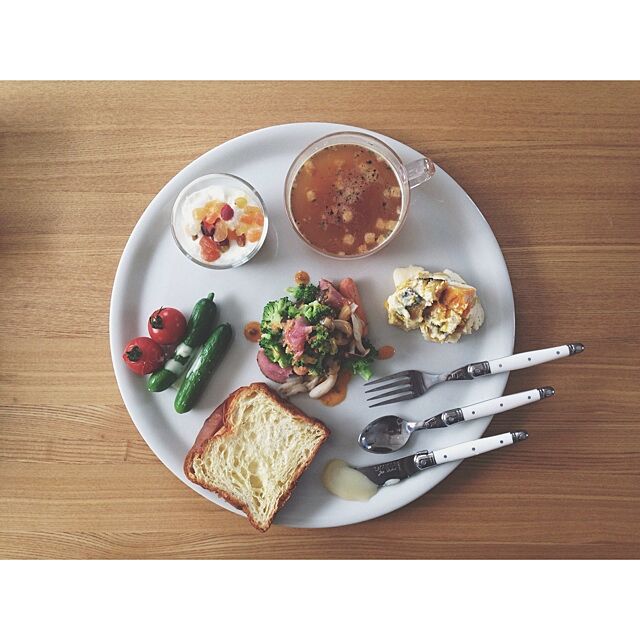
(284, 131, 436, 259)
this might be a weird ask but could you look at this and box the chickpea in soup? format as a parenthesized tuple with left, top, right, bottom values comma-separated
(290, 144, 402, 256)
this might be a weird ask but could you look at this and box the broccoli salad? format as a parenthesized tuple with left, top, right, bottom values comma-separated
(256, 277, 378, 398)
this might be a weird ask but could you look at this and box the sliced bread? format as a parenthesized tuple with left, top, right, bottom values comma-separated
(184, 382, 330, 532)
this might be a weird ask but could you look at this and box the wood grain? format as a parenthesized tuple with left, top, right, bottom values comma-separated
(1, 81, 638, 559)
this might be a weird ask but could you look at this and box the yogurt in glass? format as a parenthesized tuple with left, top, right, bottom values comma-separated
(171, 174, 268, 269)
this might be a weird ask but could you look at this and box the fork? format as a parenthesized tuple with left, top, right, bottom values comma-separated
(364, 342, 584, 407)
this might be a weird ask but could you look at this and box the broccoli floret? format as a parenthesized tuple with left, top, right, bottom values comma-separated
(259, 334, 293, 368)
(286, 283, 320, 304)
(349, 357, 374, 381)
(286, 303, 305, 319)
(307, 355, 326, 377)
(301, 301, 332, 324)
(260, 297, 290, 333)
(349, 342, 379, 381)
(308, 325, 332, 355)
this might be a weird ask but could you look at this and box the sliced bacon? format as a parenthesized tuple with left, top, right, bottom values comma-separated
(283, 317, 313, 359)
(338, 277, 368, 336)
(256, 348, 292, 383)
(319, 278, 349, 309)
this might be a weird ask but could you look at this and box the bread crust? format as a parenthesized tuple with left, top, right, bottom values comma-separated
(183, 382, 330, 532)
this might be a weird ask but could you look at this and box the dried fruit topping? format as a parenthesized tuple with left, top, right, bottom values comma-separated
(201, 218, 216, 236)
(236, 233, 246, 247)
(234, 196, 247, 208)
(213, 219, 228, 242)
(193, 206, 208, 222)
(220, 203, 234, 221)
(247, 227, 262, 243)
(199, 235, 220, 262)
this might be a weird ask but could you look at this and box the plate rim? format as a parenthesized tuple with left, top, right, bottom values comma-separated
(109, 121, 515, 528)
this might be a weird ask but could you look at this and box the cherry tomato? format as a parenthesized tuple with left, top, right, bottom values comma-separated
(122, 337, 164, 375)
(147, 307, 187, 345)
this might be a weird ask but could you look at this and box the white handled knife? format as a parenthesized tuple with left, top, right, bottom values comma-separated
(356, 431, 529, 486)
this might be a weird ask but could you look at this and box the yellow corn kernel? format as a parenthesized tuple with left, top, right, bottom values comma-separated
(385, 219, 397, 231)
(357, 244, 368, 254)
(234, 196, 248, 208)
(376, 234, 386, 245)
(364, 232, 376, 245)
(375, 217, 386, 230)
(343, 233, 355, 246)
(341, 209, 353, 223)
(306, 190, 316, 202)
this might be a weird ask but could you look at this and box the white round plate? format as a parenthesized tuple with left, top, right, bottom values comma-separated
(109, 122, 514, 529)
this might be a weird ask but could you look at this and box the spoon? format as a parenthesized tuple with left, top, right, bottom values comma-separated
(358, 386, 554, 453)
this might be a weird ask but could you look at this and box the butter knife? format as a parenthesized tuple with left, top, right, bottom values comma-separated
(356, 430, 529, 486)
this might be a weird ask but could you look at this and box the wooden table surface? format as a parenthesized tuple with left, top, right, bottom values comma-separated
(1, 81, 638, 559)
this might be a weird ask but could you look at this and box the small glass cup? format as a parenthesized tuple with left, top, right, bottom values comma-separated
(171, 173, 268, 270)
(284, 131, 435, 259)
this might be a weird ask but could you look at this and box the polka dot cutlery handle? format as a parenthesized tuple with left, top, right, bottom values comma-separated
(428, 431, 529, 466)
(458, 386, 555, 422)
(486, 343, 585, 375)
(417, 387, 555, 430)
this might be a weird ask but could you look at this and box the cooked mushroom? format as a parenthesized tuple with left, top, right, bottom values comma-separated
(308, 373, 338, 399)
(279, 377, 308, 397)
(320, 316, 334, 330)
(338, 304, 351, 321)
(335, 333, 350, 346)
(350, 303, 368, 355)
(304, 376, 321, 391)
(325, 358, 340, 374)
(333, 319, 353, 336)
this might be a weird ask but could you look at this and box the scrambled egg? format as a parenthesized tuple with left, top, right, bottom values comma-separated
(385, 266, 485, 343)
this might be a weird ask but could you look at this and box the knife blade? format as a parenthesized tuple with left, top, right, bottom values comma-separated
(356, 430, 528, 487)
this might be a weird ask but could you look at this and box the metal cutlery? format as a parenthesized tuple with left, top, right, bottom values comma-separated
(358, 386, 554, 453)
(356, 430, 529, 487)
(364, 342, 584, 407)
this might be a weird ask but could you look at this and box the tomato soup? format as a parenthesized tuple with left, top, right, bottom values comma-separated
(290, 144, 402, 256)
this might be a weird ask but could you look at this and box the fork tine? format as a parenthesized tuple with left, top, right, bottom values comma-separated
(366, 386, 414, 402)
(369, 392, 417, 408)
(363, 370, 412, 386)
(364, 378, 410, 394)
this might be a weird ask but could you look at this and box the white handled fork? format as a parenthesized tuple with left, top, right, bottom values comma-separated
(364, 343, 584, 408)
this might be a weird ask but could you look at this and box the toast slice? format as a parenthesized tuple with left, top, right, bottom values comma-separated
(184, 382, 330, 532)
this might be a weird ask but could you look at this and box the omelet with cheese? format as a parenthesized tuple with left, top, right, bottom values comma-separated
(385, 266, 484, 343)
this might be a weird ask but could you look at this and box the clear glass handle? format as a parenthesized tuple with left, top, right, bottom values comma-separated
(406, 156, 436, 189)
